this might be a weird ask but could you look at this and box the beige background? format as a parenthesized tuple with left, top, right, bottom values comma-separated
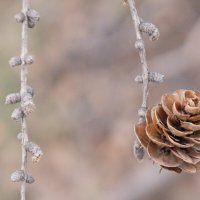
(0, 0, 200, 199)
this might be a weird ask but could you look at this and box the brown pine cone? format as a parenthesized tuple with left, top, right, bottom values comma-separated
(135, 90, 200, 173)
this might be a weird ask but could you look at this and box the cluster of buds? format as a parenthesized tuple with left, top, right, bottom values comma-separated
(135, 72, 164, 84)
(124, 0, 162, 162)
(11, 170, 35, 184)
(5, 86, 34, 105)
(9, 55, 34, 67)
(6, 86, 35, 120)
(25, 142, 43, 163)
(7, 3, 42, 191)
(139, 21, 160, 41)
(15, 8, 40, 28)
(17, 133, 43, 163)
(123, 1, 160, 41)
(135, 71, 164, 121)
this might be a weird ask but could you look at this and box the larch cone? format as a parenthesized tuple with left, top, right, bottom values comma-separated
(135, 90, 200, 173)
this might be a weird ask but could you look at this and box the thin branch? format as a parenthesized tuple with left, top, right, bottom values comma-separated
(8, 1, 42, 200)
(20, 0, 30, 199)
(127, 0, 149, 122)
(125, 0, 161, 160)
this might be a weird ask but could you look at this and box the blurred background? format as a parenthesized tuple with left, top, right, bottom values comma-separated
(0, 0, 200, 199)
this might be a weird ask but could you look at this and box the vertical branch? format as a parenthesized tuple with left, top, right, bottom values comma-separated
(8, 1, 43, 200)
(21, 0, 29, 93)
(127, 0, 149, 122)
(21, 118, 28, 200)
(21, 0, 30, 199)
(125, 0, 162, 160)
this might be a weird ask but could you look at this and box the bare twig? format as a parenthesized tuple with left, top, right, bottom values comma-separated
(127, 0, 150, 121)
(20, 1, 30, 199)
(125, 0, 161, 160)
(7, 1, 42, 200)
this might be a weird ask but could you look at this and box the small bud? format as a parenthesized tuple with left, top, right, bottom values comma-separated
(21, 92, 36, 116)
(27, 86, 34, 97)
(135, 39, 144, 51)
(26, 175, 35, 184)
(14, 12, 25, 23)
(11, 107, 24, 120)
(138, 107, 147, 118)
(17, 132, 23, 141)
(139, 22, 160, 41)
(5, 93, 21, 104)
(27, 21, 35, 28)
(22, 101, 35, 116)
(11, 170, 35, 184)
(134, 75, 143, 84)
(25, 55, 34, 65)
(134, 140, 145, 162)
(9, 56, 22, 67)
(135, 72, 164, 84)
(149, 72, 164, 83)
(27, 9, 40, 28)
(11, 170, 25, 182)
(25, 142, 43, 163)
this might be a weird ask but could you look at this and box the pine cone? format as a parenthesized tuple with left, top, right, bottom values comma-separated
(135, 90, 200, 173)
